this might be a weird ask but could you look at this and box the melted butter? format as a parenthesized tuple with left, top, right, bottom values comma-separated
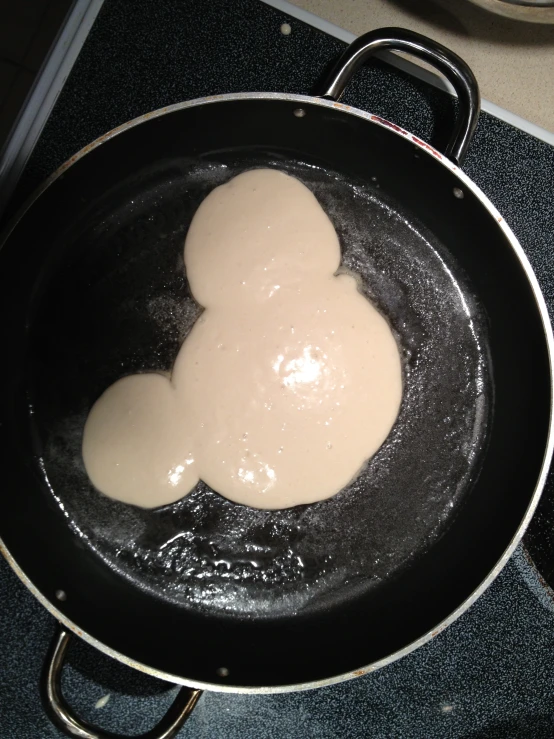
(82, 169, 402, 509)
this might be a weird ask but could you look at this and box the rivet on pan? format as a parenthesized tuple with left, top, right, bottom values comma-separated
(280, 23, 292, 35)
(453, 187, 464, 199)
(216, 667, 230, 677)
(293, 108, 306, 118)
(55, 589, 67, 601)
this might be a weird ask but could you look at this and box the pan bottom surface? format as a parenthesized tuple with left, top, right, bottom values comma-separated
(29, 154, 491, 620)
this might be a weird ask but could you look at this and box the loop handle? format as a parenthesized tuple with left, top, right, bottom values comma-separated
(42, 627, 202, 739)
(315, 27, 480, 165)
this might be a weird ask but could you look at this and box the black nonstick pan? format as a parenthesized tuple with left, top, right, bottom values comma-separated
(0, 29, 552, 739)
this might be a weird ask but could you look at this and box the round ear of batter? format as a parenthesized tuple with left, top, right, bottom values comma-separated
(82, 373, 198, 508)
(184, 169, 341, 307)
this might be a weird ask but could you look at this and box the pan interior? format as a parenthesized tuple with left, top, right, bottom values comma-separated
(28, 154, 491, 620)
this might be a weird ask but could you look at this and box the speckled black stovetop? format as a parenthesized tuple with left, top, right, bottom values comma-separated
(2, 0, 554, 737)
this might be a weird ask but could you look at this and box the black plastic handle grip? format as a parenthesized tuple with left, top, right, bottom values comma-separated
(314, 27, 480, 166)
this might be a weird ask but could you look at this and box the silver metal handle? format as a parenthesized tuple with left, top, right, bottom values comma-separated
(314, 27, 481, 165)
(43, 627, 202, 739)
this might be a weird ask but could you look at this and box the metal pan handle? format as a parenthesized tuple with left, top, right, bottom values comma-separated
(42, 627, 202, 739)
(314, 27, 480, 166)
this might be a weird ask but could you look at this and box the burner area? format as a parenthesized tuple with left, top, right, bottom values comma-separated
(524, 472, 554, 594)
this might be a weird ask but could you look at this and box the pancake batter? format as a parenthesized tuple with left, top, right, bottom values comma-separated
(82, 169, 402, 509)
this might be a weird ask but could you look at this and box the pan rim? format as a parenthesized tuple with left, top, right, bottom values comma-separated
(1, 91, 553, 694)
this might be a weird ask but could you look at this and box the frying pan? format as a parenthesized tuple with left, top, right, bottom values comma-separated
(1, 28, 552, 739)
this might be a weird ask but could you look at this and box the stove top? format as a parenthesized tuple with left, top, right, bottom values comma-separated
(2, 1, 554, 737)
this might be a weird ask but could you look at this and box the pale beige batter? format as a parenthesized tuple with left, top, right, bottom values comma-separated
(82, 373, 197, 508)
(82, 169, 402, 510)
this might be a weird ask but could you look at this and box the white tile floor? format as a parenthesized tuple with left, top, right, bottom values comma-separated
(0, 0, 72, 148)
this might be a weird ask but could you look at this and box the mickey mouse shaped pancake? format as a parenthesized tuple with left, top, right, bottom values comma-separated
(82, 169, 402, 510)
